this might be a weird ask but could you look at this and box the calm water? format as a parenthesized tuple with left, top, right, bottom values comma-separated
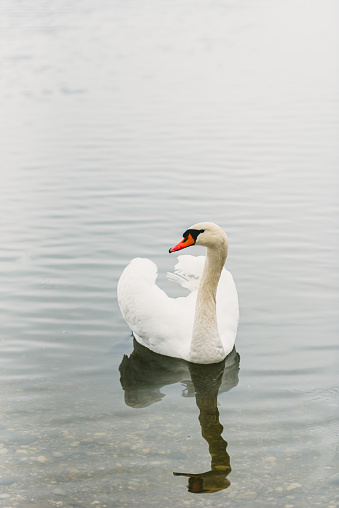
(1, 0, 338, 506)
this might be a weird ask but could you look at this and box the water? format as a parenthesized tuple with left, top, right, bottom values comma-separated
(0, 0, 338, 506)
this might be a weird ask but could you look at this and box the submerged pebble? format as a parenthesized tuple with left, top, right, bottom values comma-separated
(52, 487, 67, 496)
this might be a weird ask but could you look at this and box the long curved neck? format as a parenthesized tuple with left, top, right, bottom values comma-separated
(189, 240, 228, 364)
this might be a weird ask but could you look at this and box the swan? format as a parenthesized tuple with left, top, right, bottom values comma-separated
(117, 222, 239, 364)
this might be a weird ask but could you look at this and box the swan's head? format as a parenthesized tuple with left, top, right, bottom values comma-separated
(169, 222, 228, 253)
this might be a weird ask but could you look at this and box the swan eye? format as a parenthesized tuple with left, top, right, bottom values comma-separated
(182, 229, 205, 242)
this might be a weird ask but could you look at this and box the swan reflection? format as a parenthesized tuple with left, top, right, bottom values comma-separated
(119, 337, 240, 494)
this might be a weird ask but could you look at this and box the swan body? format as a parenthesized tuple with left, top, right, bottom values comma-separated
(117, 222, 239, 364)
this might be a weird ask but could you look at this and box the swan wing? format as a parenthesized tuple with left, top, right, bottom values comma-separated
(117, 258, 196, 359)
(216, 269, 239, 355)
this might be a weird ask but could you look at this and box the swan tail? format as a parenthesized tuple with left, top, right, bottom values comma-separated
(166, 254, 205, 292)
(166, 271, 199, 291)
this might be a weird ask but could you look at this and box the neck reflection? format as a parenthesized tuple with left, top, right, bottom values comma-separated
(174, 361, 233, 493)
(119, 337, 240, 494)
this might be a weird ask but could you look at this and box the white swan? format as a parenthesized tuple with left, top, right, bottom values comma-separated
(117, 222, 239, 364)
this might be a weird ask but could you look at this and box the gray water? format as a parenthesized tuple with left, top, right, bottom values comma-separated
(1, 0, 338, 506)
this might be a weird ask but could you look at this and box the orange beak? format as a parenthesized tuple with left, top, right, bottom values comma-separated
(169, 233, 195, 253)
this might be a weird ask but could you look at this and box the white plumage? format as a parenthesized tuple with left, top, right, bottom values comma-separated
(118, 222, 239, 364)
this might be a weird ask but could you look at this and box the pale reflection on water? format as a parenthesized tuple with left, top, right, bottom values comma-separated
(0, 0, 338, 506)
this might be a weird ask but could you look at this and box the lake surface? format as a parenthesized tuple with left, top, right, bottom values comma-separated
(0, 0, 338, 506)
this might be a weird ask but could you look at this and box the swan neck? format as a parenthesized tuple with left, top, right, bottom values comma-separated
(200, 247, 226, 298)
(189, 239, 228, 364)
